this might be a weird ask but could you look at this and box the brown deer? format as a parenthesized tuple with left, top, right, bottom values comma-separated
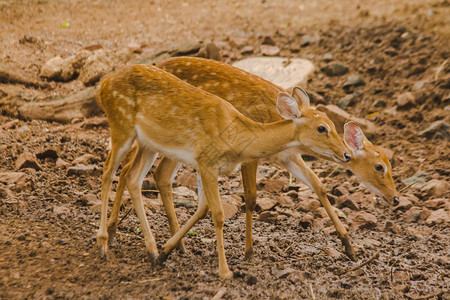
(96, 64, 351, 279)
(106, 57, 399, 265)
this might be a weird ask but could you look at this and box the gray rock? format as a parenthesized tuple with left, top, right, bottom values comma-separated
(396, 92, 415, 110)
(402, 171, 429, 186)
(300, 34, 319, 46)
(373, 99, 387, 108)
(338, 95, 354, 109)
(418, 120, 449, 139)
(322, 63, 349, 76)
(67, 164, 101, 177)
(343, 75, 365, 88)
(232, 57, 314, 90)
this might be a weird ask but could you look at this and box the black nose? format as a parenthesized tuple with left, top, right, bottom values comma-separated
(344, 152, 352, 162)
(393, 197, 399, 206)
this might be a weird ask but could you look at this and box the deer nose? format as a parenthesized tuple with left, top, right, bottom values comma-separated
(344, 152, 352, 162)
(393, 196, 399, 206)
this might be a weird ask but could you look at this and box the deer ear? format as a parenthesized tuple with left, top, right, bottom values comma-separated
(291, 86, 310, 109)
(276, 92, 301, 120)
(344, 122, 365, 151)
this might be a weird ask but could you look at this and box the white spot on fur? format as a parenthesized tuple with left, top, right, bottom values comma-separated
(186, 62, 192, 66)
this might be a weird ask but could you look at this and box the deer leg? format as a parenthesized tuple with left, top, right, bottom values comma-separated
(125, 145, 159, 264)
(154, 157, 185, 252)
(97, 134, 135, 256)
(107, 144, 139, 244)
(281, 153, 356, 261)
(198, 166, 232, 279)
(157, 172, 209, 264)
(240, 160, 258, 260)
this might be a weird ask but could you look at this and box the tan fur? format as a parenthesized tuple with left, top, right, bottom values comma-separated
(97, 63, 350, 279)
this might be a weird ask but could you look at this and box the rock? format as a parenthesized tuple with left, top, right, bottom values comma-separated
(297, 199, 321, 212)
(72, 154, 100, 165)
(300, 34, 319, 46)
(262, 36, 276, 46)
(173, 186, 198, 200)
(278, 195, 294, 207)
(0, 185, 14, 200)
(2, 119, 20, 130)
(141, 178, 157, 197)
(173, 199, 196, 209)
(259, 178, 286, 192)
(316, 206, 346, 219)
(232, 57, 314, 90)
(221, 195, 241, 219)
(258, 211, 278, 223)
(78, 50, 112, 86)
(0, 172, 33, 192)
(171, 41, 201, 56)
(423, 198, 449, 210)
(384, 220, 401, 234)
(393, 198, 413, 212)
(412, 80, 427, 91)
(39, 56, 75, 82)
(396, 92, 415, 110)
(323, 53, 333, 61)
(260, 45, 280, 56)
(406, 226, 432, 237)
(348, 211, 377, 231)
(272, 267, 296, 279)
(229, 37, 248, 48)
(16, 152, 42, 171)
(402, 171, 429, 186)
(205, 43, 221, 61)
(421, 179, 449, 198)
(176, 173, 198, 189)
(316, 104, 377, 136)
(338, 95, 354, 109)
(373, 99, 387, 108)
(53, 205, 71, 215)
(257, 197, 278, 211)
(56, 158, 70, 168)
(322, 63, 348, 76)
(287, 270, 305, 283)
(418, 120, 449, 139)
(425, 209, 449, 225)
(240, 46, 254, 55)
(340, 197, 360, 210)
(332, 186, 348, 197)
(67, 164, 101, 177)
(84, 44, 103, 51)
(298, 213, 314, 230)
(36, 149, 59, 160)
(403, 206, 431, 223)
(343, 75, 365, 89)
(127, 42, 142, 54)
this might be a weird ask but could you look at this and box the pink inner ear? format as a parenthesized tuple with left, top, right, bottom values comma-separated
(345, 123, 363, 150)
(277, 93, 299, 119)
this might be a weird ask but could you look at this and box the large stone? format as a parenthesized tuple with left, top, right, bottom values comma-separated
(420, 179, 449, 198)
(78, 50, 112, 86)
(0, 172, 32, 192)
(72, 154, 100, 165)
(393, 198, 413, 212)
(258, 211, 278, 223)
(423, 198, 449, 210)
(396, 92, 415, 110)
(259, 178, 286, 192)
(257, 197, 278, 211)
(16, 152, 42, 171)
(425, 209, 450, 225)
(418, 120, 449, 139)
(403, 206, 431, 223)
(221, 194, 242, 219)
(297, 199, 321, 212)
(260, 45, 281, 56)
(232, 57, 314, 90)
(348, 211, 377, 231)
(322, 63, 348, 76)
(316, 104, 377, 135)
(40, 56, 75, 82)
(67, 164, 101, 177)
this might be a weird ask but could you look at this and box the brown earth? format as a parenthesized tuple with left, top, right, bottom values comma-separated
(0, 0, 449, 299)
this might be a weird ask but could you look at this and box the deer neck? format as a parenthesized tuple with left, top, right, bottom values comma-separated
(234, 116, 298, 160)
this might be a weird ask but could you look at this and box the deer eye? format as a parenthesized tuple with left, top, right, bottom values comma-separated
(375, 164, 384, 172)
(317, 126, 327, 133)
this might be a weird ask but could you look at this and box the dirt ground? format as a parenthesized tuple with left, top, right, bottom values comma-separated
(0, 0, 449, 299)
